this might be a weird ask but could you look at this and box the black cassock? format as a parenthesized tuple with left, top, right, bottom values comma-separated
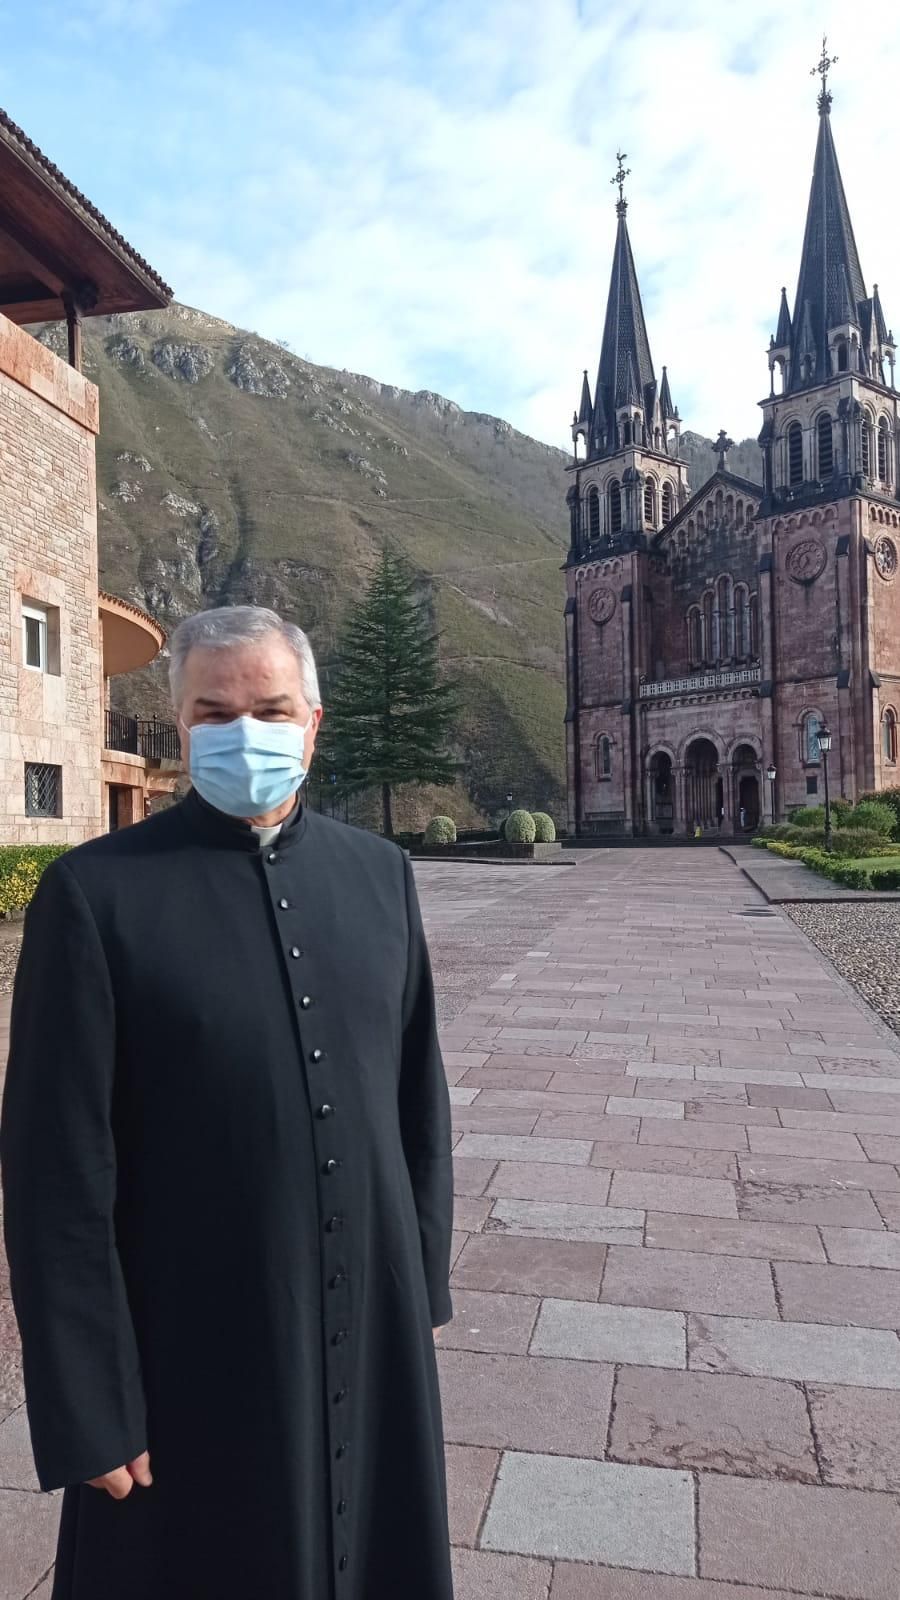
(1, 792, 455, 1600)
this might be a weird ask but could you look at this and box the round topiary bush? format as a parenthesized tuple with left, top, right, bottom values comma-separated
(505, 808, 536, 844)
(423, 815, 457, 845)
(848, 799, 896, 837)
(788, 805, 826, 829)
(531, 812, 556, 843)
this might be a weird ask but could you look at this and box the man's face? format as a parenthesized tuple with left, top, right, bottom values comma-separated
(177, 637, 322, 773)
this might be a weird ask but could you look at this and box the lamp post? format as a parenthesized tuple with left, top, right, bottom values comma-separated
(765, 763, 777, 825)
(817, 727, 833, 852)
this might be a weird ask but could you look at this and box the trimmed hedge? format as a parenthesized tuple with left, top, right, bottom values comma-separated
(760, 840, 900, 890)
(788, 805, 827, 829)
(860, 787, 900, 834)
(505, 809, 536, 844)
(0, 845, 68, 916)
(754, 825, 900, 858)
(423, 815, 457, 845)
(531, 812, 557, 844)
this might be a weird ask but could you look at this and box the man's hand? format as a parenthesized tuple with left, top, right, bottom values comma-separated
(87, 1451, 153, 1499)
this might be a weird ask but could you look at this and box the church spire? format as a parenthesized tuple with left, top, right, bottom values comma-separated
(590, 154, 657, 454)
(785, 45, 881, 393)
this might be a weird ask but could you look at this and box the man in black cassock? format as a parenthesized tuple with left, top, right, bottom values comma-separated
(1, 605, 455, 1600)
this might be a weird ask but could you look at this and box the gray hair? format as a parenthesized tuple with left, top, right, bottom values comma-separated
(168, 606, 322, 710)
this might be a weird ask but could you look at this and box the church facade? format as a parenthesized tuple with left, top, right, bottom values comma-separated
(563, 69, 899, 837)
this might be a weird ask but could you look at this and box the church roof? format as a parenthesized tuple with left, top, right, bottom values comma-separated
(593, 204, 657, 437)
(787, 99, 867, 392)
(654, 467, 762, 546)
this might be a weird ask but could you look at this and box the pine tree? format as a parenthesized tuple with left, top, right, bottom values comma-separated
(320, 549, 460, 836)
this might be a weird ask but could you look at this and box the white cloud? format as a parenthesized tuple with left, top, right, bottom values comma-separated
(84, 0, 900, 451)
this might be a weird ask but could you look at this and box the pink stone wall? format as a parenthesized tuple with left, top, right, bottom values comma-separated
(0, 313, 103, 844)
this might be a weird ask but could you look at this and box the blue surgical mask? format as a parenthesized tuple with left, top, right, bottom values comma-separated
(184, 715, 311, 818)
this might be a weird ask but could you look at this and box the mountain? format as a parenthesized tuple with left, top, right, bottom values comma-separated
(35, 307, 761, 828)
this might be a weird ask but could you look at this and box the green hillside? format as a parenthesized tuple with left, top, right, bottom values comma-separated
(35, 306, 759, 828)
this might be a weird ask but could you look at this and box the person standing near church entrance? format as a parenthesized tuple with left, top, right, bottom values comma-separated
(1, 605, 455, 1600)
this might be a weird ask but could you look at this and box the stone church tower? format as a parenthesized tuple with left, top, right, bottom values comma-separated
(564, 60, 899, 837)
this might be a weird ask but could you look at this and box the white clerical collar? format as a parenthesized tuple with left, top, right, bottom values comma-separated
(251, 820, 284, 848)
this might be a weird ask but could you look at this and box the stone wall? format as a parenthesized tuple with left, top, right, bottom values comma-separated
(0, 313, 102, 843)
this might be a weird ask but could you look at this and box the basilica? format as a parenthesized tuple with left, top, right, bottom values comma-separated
(563, 56, 899, 837)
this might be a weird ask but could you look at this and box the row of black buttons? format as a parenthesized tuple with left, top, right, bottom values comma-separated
(269, 861, 351, 1583)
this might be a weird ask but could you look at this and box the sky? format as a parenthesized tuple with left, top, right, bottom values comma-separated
(2, 0, 899, 449)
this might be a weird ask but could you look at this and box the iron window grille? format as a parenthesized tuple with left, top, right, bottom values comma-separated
(25, 762, 62, 817)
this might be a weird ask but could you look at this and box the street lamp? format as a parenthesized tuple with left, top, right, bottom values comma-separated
(817, 727, 833, 851)
(765, 763, 777, 825)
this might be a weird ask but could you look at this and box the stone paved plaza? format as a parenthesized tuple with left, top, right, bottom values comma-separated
(4, 848, 900, 1597)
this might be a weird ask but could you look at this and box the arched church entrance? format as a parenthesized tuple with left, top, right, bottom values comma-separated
(685, 738, 722, 833)
(649, 751, 674, 834)
(732, 743, 760, 832)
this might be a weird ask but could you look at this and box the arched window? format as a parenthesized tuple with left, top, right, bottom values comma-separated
(862, 415, 873, 477)
(837, 340, 849, 373)
(587, 486, 601, 541)
(715, 490, 724, 522)
(717, 574, 733, 660)
(817, 413, 833, 479)
(702, 590, 714, 662)
(608, 479, 622, 536)
(788, 422, 803, 486)
(661, 482, 674, 523)
(705, 499, 713, 523)
(749, 592, 759, 657)
(736, 499, 744, 525)
(643, 478, 656, 526)
(883, 708, 898, 766)
(687, 606, 703, 667)
(802, 711, 823, 764)
(878, 419, 890, 484)
(597, 735, 612, 779)
(735, 584, 749, 657)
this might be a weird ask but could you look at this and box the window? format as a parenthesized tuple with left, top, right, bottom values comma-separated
(817, 413, 833, 479)
(837, 341, 848, 373)
(587, 486, 601, 541)
(25, 762, 62, 818)
(878, 420, 890, 484)
(687, 606, 703, 666)
(702, 591, 714, 662)
(21, 600, 59, 675)
(749, 592, 759, 657)
(862, 417, 872, 476)
(643, 479, 656, 525)
(608, 480, 622, 536)
(883, 708, 898, 766)
(597, 735, 612, 779)
(661, 482, 674, 523)
(806, 776, 819, 796)
(735, 585, 749, 657)
(788, 422, 803, 486)
(803, 712, 823, 764)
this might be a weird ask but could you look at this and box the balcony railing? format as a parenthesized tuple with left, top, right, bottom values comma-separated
(105, 710, 181, 761)
(639, 664, 762, 700)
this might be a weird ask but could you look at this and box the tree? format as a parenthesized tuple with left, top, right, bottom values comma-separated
(321, 548, 460, 836)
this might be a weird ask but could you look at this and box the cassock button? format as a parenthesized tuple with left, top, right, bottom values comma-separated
(337, 1499, 348, 1515)
(334, 1387, 348, 1404)
(311, 1048, 324, 1063)
(267, 851, 278, 864)
(339, 1555, 348, 1572)
(290, 946, 302, 959)
(336, 1441, 349, 1459)
(300, 995, 312, 1009)
(317, 1102, 334, 1117)
(330, 1272, 346, 1288)
(279, 897, 290, 910)
(326, 1216, 344, 1233)
(323, 1158, 340, 1174)
(333, 1328, 348, 1345)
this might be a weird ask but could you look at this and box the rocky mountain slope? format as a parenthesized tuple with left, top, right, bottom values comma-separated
(37, 306, 760, 824)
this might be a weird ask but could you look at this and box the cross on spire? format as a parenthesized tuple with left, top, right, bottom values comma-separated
(811, 33, 837, 115)
(610, 149, 630, 215)
(714, 430, 734, 472)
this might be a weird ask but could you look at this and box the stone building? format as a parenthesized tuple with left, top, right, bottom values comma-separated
(0, 108, 178, 844)
(564, 70, 899, 837)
